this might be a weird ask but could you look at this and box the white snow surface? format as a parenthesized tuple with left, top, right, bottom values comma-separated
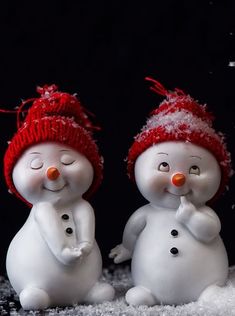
(1, 266, 235, 315)
(140, 110, 217, 141)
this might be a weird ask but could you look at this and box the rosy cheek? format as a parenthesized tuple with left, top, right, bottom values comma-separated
(30, 172, 44, 184)
(147, 173, 169, 193)
(78, 168, 93, 187)
(189, 172, 220, 202)
(25, 171, 44, 190)
(64, 165, 81, 182)
(64, 163, 93, 191)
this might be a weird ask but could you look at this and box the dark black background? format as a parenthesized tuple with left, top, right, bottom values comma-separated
(0, 0, 234, 275)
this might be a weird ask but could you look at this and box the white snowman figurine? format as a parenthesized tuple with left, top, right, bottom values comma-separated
(4, 85, 114, 310)
(110, 77, 232, 306)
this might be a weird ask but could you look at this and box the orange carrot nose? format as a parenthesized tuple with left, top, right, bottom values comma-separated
(47, 167, 60, 181)
(172, 173, 186, 187)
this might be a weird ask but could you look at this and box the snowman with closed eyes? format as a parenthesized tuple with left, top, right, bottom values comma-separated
(4, 85, 114, 310)
(110, 77, 232, 306)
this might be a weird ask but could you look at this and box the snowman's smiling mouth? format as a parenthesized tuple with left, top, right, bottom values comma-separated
(164, 189, 191, 197)
(43, 184, 67, 192)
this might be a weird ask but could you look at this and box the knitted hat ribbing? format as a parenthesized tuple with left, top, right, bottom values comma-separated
(4, 84, 103, 205)
(127, 77, 232, 201)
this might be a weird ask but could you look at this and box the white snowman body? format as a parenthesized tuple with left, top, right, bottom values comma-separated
(130, 205, 227, 305)
(7, 142, 114, 310)
(110, 141, 228, 305)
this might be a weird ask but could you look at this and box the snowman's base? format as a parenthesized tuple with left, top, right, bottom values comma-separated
(1, 266, 235, 315)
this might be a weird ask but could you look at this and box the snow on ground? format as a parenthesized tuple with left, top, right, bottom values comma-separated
(1, 266, 235, 315)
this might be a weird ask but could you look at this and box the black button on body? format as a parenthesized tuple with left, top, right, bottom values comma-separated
(170, 247, 179, 255)
(66, 227, 73, 234)
(171, 229, 178, 237)
(62, 214, 69, 220)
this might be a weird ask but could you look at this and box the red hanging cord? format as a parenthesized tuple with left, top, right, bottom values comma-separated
(145, 76, 186, 97)
(0, 109, 21, 114)
(145, 76, 169, 96)
(174, 87, 186, 96)
(16, 98, 37, 129)
(0, 84, 102, 132)
(0, 104, 31, 129)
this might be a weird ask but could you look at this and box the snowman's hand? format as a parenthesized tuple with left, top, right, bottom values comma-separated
(177, 197, 221, 242)
(109, 244, 132, 264)
(176, 195, 197, 224)
(60, 247, 82, 266)
(77, 241, 93, 258)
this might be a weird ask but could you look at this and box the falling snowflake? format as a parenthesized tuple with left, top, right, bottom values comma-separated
(228, 61, 235, 67)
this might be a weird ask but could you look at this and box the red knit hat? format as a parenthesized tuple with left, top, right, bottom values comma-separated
(127, 77, 232, 201)
(4, 84, 103, 205)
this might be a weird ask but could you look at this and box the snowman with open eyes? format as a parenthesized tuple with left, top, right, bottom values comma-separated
(4, 85, 114, 310)
(110, 77, 232, 306)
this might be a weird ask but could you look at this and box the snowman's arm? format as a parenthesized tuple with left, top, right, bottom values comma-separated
(122, 207, 147, 254)
(73, 200, 95, 249)
(180, 205, 221, 243)
(191, 206, 221, 242)
(34, 203, 67, 259)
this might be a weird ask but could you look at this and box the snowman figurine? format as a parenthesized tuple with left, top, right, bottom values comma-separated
(110, 77, 232, 306)
(4, 85, 114, 310)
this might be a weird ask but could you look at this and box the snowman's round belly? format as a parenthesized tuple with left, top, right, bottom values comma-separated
(6, 225, 102, 304)
(131, 226, 228, 304)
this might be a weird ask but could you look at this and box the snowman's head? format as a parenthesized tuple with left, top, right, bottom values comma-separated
(128, 77, 232, 203)
(134, 141, 221, 209)
(12, 142, 94, 206)
(4, 84, 103, 205)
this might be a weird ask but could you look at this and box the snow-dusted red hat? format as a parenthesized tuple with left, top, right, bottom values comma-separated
(4, 84, 103, 204)
(127, 77, 232, 199)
